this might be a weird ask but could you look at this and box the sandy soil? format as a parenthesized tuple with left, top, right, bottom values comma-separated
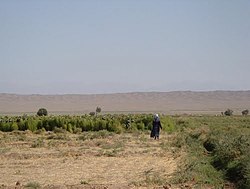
(0, 131, 179, 189)
(1, 91, 250, 115)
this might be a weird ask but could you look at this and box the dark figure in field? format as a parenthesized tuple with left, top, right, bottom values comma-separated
(151, 114, 162, 140)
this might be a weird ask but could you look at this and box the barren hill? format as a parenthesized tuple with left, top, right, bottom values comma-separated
(0, 91, 250, 115)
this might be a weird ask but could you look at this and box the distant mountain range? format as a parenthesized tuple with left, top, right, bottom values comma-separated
(0, 91, 250, 115)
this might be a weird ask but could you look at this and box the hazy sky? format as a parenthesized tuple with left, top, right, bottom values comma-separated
(1, 0, 250, 94)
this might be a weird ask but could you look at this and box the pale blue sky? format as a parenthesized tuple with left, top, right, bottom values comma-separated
(0, 0, 249, 94)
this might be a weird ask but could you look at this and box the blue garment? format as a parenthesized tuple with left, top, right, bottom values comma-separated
(151, 118, 162, 138)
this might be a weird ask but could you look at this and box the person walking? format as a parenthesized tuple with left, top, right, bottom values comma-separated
(150, 114, 162, 140)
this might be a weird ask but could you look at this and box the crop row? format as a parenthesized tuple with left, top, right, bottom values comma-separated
(0, 114, 157, 133)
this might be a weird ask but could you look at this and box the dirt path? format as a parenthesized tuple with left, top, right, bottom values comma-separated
(0, 132, 179, 188)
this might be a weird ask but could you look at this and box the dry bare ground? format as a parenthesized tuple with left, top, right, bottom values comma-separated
(0, 131, 180, 189)
(1, 91, 250, 114)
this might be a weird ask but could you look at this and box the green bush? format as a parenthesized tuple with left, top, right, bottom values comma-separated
(25, 119, 37, 132)
(37, 108, 48, 116)
(67, 123, 73, 133)
(0, 122, 11, 132)
(89, 112, 95, 116)
(161, 116, 175, 133)
(224, 109, 233, 116)
(10, 122, 19, 131)
(242, 109, 249, 116)
(136, 122, 145, 130)
(106, 120, 123, 133)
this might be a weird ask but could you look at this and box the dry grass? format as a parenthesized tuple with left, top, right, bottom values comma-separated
(0, 131, 179, 189)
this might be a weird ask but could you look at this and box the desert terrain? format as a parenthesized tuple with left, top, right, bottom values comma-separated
(0, 91, 250, 115)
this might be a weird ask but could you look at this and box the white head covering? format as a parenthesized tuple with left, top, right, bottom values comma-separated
(154, 114, 159, 120)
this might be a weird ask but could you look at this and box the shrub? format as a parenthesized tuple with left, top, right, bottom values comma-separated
(242, 109, 249, 116)
(93, 119, 106, 131)
(224, 109, 233, 116)
(161, 116, 175, 133)
(141, 115, 153, 130)
(89, 112, 95, 116)
(18, 120, 26, 131)
(136, 122, 145, 130)
(96, 106, 101, 115)
(10, 122, 19, 131)
(67, 123, 73, 133)
(107, 120, 123, 133)
(37, 108, 48, 116)
(0, 122, 11, 132)
(25, 119, 37, 132)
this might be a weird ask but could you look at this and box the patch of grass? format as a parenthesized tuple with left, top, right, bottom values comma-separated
(209, 131, 250, 188)
(78, 130, 114, 141)
(31, 138, 45, 148)
(103, 149, 119, 157)
(25, 181, 41, 189)
(0, 147, 10, 154)
(160, 141, 170, 151)
(34, 128, 46, 134)
(144, 174, 166, 185)
(47, 133, 69, 140)
(138, 134, 148, 143)
(53, 127, 67, 134)
(132, 169, 166, 186)
(96, 141, 124, 157)
(80, 180, 89, 185)
(171, 116, 250, 188)
(100, 140, 124, 150)
(172, 148, 224, 188)
(17, 134, 27, 141)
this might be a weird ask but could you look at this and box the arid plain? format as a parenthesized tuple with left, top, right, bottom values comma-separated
(1, 91, 250, 115)
(1, 91, 250, 189)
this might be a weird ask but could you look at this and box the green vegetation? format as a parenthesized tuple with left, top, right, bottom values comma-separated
(37, 108, 48, 116)
(0, 113, 249, 188)
(171, 115, 250, 188)
(95, 106, 102, 115)
(242, 109, 249, 116)
(224, 109, 233, 116)
(25, 181, 41, 189)
(0, 114, 155, 133)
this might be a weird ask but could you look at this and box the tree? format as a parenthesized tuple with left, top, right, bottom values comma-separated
(89, 112, 95, 116)
(224, 109, 233, 116)
(37, 108, 48, 116)
(96, 106, 101, 115)
(242, 109, 249, 116)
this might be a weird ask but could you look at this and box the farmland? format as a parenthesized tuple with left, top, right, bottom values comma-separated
(0, 114, 249, 188)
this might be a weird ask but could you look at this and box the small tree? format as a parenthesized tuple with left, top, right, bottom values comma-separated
(224, 109, 233, 116)
(89, 112, 95, 116)
(242, 109, 249, 116)
(96, 106, 101, 116)
(37, 108, 48, 116)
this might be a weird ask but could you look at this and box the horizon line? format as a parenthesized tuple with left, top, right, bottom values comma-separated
(1, 89, 250, 96)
